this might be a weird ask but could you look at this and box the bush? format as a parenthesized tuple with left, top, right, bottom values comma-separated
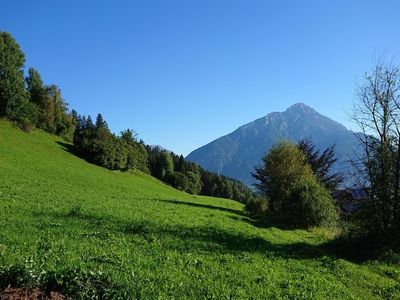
(126, 143, 148, 172)
(166, 172, 189, 192)
(252, 141, 313, 213)
(185, 171, 202, 195)
(285, 176, 339, 228)
(245, 196, 268, 214)
(19, 118, 34, 133)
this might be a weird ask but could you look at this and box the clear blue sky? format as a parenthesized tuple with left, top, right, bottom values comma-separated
(2, 1, 400, 155)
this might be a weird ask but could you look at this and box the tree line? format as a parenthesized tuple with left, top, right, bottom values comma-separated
(0, 32, 75, 140)
(0, 31, 255, 203)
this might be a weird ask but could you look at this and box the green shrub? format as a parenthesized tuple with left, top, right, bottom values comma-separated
(166, 172, 189, 192)
(185, 171, 202, 195)
(19, 118, 34, 133)
(245, 196, 268, 214)
(252, 141, 313, 213)
(285, 176, 339, 228)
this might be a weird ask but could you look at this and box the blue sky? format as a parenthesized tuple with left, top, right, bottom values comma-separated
(2, 1, 400, 155)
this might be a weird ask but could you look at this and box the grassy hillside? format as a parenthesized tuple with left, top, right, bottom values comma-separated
(0, 119, 399, 299)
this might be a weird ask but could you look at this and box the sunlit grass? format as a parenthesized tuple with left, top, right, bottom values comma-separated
(0, 120, 399, 299)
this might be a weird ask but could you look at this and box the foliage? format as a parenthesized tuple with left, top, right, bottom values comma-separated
(252, 141, 313, 213)
(351, 60, 400, 246)
(25, 68, 45, 129)
(46, 85, 76, 140)
(285, 175, 339, 228)
(0, 33, 75, 141)
(159, 151, 174, 179)
(245, 196, 268, 214)
(185, 171, 202, 195)
(297, 138, 343, 191)
(25, 68, 46, 108)
(0, 31, 30, 123)
(146, 145, 254, 200)
(73, 114, 149, 172)
(252, 141, 339, 228)
(166, 172, 190, 192)
(147, 147, 174, 179)
(121, 129, 149, 172)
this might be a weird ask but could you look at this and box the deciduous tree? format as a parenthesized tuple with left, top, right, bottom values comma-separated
(0, 31, 30, 122)
(252, 141, 313, 213)
(352, 60, 400, 242)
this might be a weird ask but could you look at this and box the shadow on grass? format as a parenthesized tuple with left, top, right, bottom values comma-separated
(232, 213, 388, 262)
(34, 189, 378, 262)
(239, 213, 299, 230)
(35, 208, 330, 261)
(120, 219, 328, 259)
(155, 199, 245, 216)
(56, 141, 77, 155)
(56, 141, 98, 167)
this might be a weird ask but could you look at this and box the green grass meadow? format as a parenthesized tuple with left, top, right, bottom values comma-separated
(0, 119, 399, 299)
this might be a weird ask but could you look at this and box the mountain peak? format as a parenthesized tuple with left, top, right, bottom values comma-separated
(187, 103, 359, 186)
(285, 103, 315, 113)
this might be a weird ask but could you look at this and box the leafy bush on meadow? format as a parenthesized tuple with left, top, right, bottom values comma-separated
(245, 196, 268, 214)
(251, 141, 339, 228)
(285, 176, 339, 228)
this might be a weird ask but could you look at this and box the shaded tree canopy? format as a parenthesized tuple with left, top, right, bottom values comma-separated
(297, 138, 343, 191)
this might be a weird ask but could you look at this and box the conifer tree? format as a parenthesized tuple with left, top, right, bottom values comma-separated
(297, 138, 343, 191)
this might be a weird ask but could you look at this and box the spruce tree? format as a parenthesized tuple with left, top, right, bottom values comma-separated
(297, 138, 343, 191)
(95, 113, 108, 129)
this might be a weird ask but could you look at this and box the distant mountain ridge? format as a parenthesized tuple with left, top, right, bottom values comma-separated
(186, 103, 361, 186)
